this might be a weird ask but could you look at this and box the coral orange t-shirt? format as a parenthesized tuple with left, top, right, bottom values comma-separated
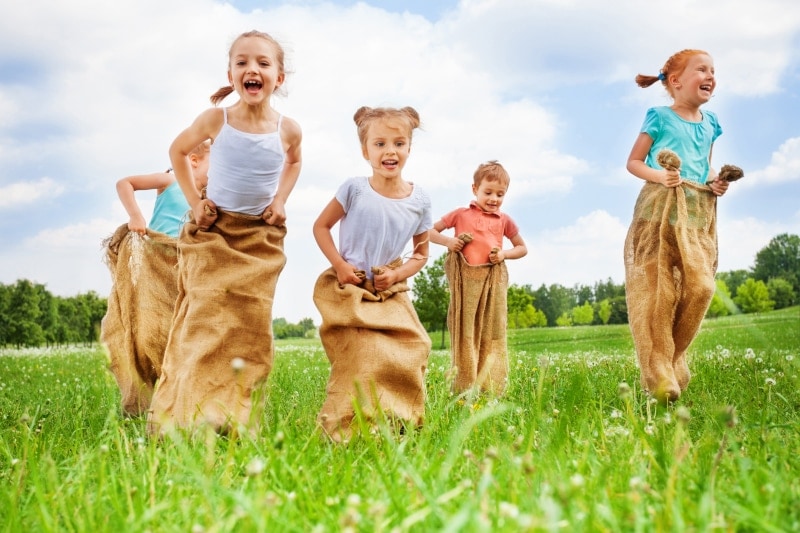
(439, 202, 520, 265)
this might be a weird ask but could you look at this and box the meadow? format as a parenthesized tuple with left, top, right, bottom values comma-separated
(1, 307, 798, 532)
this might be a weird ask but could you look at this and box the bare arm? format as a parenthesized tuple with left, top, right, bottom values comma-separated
(265, 116, 303, 225)
(312, 198, 364, 286)
(490, 232, 527, 264)
(429, 219, 464, 252)
(169, 108, 223, 230)
(704, 144, 729, 197)
(626, 132, 681, 187)
(116, 172, 175, 235)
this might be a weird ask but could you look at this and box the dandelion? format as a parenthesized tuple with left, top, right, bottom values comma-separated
(246, 457, 266, 477)
(231, 357, 245, 372)
(765, 377, 776, 387)
(675, 406, 691, 425)
(499, 501, 520, 519)
(744, 348, 755, 360)
(617, 382, 631, 398)
(786, 355, 794, 362)
(191, 525, 205, 533)
(570, 474, 585, 488)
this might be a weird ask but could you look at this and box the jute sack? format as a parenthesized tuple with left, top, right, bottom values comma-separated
(313, 264, 432, 442)
(623, 181, 717, 401)
(101, 224, 180, 416)
(444, 252, 509, 395)
(147, 210, 286, 436)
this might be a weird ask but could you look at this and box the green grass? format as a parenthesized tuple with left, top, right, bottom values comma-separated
(1, 307, 798, 532)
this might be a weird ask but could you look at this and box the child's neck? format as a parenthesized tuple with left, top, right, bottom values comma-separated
(369, 175, 411, 199)
(670, 102, 703, 122)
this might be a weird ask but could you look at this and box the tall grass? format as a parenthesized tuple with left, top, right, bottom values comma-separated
(1, 308, 798, 532)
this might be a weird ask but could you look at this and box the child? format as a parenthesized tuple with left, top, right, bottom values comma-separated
(101, 141, 210, 416)
(147, 30, 302, 436)
(430, 161, 527, 395)
(312, 106, 432, 443)
(115, 140, 211, 238)
(624, 49, 729, 402)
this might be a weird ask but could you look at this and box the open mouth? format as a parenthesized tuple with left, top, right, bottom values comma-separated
(700, 83, 712, 92)
(382, 160, 398, 169)
(244, 80, 263, 92)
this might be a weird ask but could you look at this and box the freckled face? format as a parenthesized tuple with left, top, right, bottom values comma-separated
(675, 53, 715, 105)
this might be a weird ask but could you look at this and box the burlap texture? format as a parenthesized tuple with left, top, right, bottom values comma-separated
(313, 266, 432, 442)
(444, 252, 509, 395)
(624, 181, 717, 401)
(147, 210, 286, 436)
(101, 224, 180, 416)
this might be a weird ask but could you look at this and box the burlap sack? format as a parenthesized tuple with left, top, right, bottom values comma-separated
(101, 224, 180, 416)
(624, 181, 717, 401)
(147, 210, 286, 436)
(313, 266, 432, 442)
(444, 252, 509, 395)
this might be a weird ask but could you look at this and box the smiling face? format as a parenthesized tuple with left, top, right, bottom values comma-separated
(472, 177, 508, 213)
(672, 53, 715, 106)
(361, 118, 411, 179)
(227, 35, 285, 105)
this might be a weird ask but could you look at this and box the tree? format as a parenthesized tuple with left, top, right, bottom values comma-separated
(596, 299, 612, 325)
(767, 277, 796, 310)
(753, 233, 800, 304)
(508, 284, 546, 329)
(555, 312, 573, 327)
(572, 301, 594, 325)
(7, 280, 45, 347)
(734, 278, 775, 314)
(533, 284, 574, 327)
(716, 270, 751, 301)
(706, 279, 734, 318)
(412, 254, 449, 348)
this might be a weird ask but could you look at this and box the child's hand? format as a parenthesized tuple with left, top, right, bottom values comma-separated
(335, 263, 364, 286)
(659, 169, 682, 188)
(448, 237, 465, 253)
(373, 269, 399, 292)
(708, 178, 730, 197)
(263, 200, 286, 226)
(127, 214, 147, 236)
(194, 199, 218, 231)
(489, 247, 504, 264)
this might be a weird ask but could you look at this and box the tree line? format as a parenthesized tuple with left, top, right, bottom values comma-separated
(1, 233, 796, 348)
(412, 233, 800, 334)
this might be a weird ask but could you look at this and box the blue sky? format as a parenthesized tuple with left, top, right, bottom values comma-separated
(1, 0, 798, 322)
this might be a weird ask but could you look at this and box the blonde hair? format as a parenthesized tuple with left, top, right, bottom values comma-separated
(353, 106, 421, 146)
(189, 139, 211, 157)
(635, 49, 710, 98)
(473, 160, 510, 187)
(210, 30, 287, 105)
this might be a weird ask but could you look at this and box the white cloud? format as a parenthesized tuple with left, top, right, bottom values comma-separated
(506, 210, 630, 288)
(740, 137, 800, 187)
(0, 178, 65, 208)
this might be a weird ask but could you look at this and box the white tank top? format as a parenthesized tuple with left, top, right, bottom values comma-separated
(206, 107, 285, 215)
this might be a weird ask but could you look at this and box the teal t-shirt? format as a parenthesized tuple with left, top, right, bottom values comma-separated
(149, 181, 190, 237)
(642, 106, 722, 184)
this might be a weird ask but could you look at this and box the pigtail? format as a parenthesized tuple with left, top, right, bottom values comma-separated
(210, 86, 235, 106)
(635, 74, 663, 88)
(400, 106, 420, 129)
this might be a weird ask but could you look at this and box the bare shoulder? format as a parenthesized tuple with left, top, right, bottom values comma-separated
(280, 115, 302, 142)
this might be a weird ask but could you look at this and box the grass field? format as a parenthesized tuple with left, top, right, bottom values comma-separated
(1, 307, 798, 532)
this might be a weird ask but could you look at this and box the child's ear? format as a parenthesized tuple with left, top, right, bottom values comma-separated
(361, 145, 369, 159)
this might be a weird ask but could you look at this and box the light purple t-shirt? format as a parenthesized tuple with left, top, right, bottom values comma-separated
(335, 177, 432, 279)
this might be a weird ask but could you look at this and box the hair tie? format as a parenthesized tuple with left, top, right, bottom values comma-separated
(657, 72, 666, 81)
